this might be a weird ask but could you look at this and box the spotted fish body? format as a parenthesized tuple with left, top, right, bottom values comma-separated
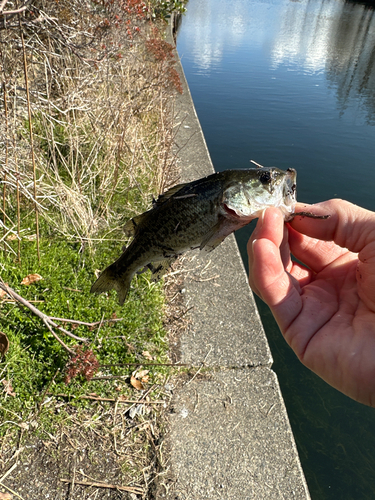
(90, 167, 297, 304)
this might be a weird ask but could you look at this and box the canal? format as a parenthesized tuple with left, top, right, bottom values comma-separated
(176, 0, 375, 498)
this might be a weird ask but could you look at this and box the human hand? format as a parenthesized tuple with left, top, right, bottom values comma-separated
(247, 199, 375, 406)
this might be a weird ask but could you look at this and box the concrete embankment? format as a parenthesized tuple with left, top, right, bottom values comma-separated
(157, 17, 311, 500)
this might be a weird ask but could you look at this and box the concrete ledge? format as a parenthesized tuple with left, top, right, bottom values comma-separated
(160, 15, 310, 500)
(167, 368, 308, 500)
(178, 238, 272, 368)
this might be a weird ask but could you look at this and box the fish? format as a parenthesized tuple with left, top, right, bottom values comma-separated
(90, 167, 297, 304)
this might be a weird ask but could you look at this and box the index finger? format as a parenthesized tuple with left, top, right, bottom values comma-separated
(287, 225, 352, 274)
(291, 199, 375, 255)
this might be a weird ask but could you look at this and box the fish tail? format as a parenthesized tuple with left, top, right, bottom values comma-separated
(90, 264, 133, 305)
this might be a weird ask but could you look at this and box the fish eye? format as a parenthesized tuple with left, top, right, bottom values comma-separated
(259, 170, 272, 184)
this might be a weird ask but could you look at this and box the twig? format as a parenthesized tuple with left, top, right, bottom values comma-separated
(0, 282, 87, 353)
(250, 159, 265, 168)
(0, 461, 18, 483)
(66, 453, 77, 500)
(42, 318, 74, 354)
(48, 320, 88, 342)
(0, 0, 32, 28)
(19, 9, 40, 260)
(185, 345, 212, 386)
(1, 5, 28, 15)
(1, 81, 8, 253)
(51, 393, 165, 404)
(92, 312, 104, 345)
(49, 316, 123, 328)
(100, 362, 187, 367)
(12, 81, 21, 262)
(1, 299, 45, 303)
(0, 0, 8, 13)
(0, 482, 25, 500)
(60, 478, 144, 494)
(0, 0, 31, 15)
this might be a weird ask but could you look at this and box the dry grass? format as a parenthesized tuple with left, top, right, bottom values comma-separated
(0, 0, 181, 251)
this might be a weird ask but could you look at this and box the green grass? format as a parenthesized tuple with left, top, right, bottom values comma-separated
(0, 237, 169, 439)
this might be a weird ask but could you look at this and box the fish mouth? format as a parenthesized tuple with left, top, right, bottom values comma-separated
(222, 203, 243, 219)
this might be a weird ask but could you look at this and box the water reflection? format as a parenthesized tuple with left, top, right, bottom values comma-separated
(183, 0, 375, 122)
(326, 3, 375, 124)
(272, 0, 375, 123)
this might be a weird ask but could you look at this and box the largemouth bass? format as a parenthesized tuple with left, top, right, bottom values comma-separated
(91, 167, 297, 304)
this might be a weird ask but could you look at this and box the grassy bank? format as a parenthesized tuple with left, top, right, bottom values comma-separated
(0, 0, 186, 497)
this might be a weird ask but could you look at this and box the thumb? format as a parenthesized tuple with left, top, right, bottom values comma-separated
(248, 208, 303, 330)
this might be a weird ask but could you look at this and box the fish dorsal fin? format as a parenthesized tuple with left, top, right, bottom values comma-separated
(123, 212, 149, 236)
(154, 182, 190, 206)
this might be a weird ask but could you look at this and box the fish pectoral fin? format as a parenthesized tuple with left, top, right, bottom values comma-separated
(149, 259, 175, 282)
(123, 211, 150, 236)
(200, 218, 235, 253)
(124, 219, 137, 236)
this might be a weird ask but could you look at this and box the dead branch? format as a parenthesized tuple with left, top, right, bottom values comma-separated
(60, 478, 144, 494)
(52, 393, 165, 404)
(0, 281, 88, 354)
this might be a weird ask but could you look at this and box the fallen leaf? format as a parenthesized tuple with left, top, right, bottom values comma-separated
(142, 350, 153, 361)
(0, 492, 13, 499)
(141, 375, 149, 383)
(136, 369, 149, 379)
(2, 379, 15, 397)
(0, 332, 9, 357)
(0, 284, 9, 299)
(130, 375, 144, 391)
(21, 273, 43, 286)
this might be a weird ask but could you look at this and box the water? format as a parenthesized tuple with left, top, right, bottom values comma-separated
(176, 0, 375, 498)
